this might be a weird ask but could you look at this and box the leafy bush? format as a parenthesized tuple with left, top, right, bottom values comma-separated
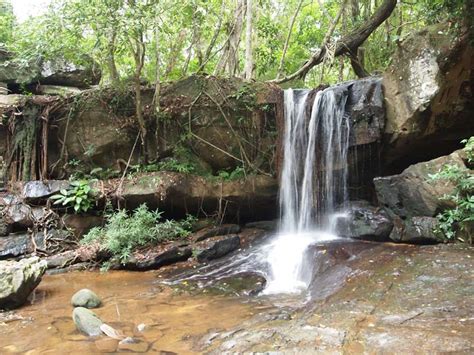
(50, 180, 97, 213)
(157, 158, 195, 174)
(82, 204, 196, 264)
(216, 166, 246, 180)
(430, 137, 474, 243)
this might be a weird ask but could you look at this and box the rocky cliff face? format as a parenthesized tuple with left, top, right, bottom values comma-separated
(382, 25, 474, 173)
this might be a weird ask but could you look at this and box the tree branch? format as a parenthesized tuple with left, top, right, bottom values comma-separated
(276, 0, 305, 79)
(271, 0, 397, 84)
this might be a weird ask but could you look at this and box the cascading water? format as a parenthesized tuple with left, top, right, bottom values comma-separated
(262, 86, 351, 294)
(165, 83, 357, 296)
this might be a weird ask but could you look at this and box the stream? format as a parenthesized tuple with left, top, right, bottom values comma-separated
(1, 240, 472, 353)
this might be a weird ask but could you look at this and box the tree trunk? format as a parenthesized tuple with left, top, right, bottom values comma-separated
(227, 0, 245, 76)
(244, 0, 253, 80)
(106, 28, 120, 85)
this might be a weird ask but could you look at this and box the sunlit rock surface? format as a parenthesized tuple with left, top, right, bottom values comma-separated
(382, 24, 474, 172)
(0, 257, 46, 309)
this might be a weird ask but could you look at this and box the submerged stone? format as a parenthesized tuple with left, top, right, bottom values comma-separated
(71, 288, 101, 309)
(72, 307, 103, 336)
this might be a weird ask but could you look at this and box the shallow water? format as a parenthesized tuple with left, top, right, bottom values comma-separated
(1, 242, 472, 353)
(0, 270, 263, 354)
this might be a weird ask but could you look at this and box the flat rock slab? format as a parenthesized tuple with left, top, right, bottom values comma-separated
(21, 180, 70, 202)
(201, 243, 474, 353)
(196, 235, 241, 262)
(122, 247, 192, 271)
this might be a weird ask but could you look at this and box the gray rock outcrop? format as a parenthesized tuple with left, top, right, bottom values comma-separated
(0, 257, 46, 309)
(382, 25, 474, 172)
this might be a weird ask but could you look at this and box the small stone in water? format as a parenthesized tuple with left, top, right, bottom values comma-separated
(72, 307, 103, 336)
(119, 337, 137, 344)
(71, 289, 101, 309)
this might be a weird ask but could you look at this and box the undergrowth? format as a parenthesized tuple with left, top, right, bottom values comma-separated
(430, 137, 474, 243)
(81, 204, 196, 264)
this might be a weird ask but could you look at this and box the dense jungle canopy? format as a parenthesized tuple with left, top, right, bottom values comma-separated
(0, 0, 469, 88)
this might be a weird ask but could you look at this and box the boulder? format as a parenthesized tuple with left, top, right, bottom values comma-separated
(195, 235, 241, 262)
(2, 202, 32, 228)
(0, 230, 71, 258)
(0, 232, 46, 258)
(0, 51, 100, 88)
(382, 24, 474, 172)
(389, 216, 442, 244)
(71, 288, 101, 308)
(22, 180, 70, 203)
(374, 150, 467, 220)
(40, 57, 101, 88)
(72, 307, 103, 336)
(0, 257, 47, 309)
(52, 75, 280, 174)
(59, 103, 137, 171)
(346, 77, 385, 147)
(335, 201, 393, 241)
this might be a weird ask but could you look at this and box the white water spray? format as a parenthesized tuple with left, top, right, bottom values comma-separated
(263, 86, 350, 294)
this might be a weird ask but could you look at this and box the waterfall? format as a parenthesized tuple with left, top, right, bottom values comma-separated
(263, 86, 351, 294)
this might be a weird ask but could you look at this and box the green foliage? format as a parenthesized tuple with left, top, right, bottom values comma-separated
(50, 180, 97, 213)
(430, 137, 474, 243)
(1, 0, 467, 87)
(0, 0, 15, 46)
(216, 166, 246, 180)
(157, 158, 196, 174)
(81, 204, 196, 264)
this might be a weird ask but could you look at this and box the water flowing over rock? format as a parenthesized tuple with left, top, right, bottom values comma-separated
(0, 257, 46, 309)
(264, 84, 355, 294)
